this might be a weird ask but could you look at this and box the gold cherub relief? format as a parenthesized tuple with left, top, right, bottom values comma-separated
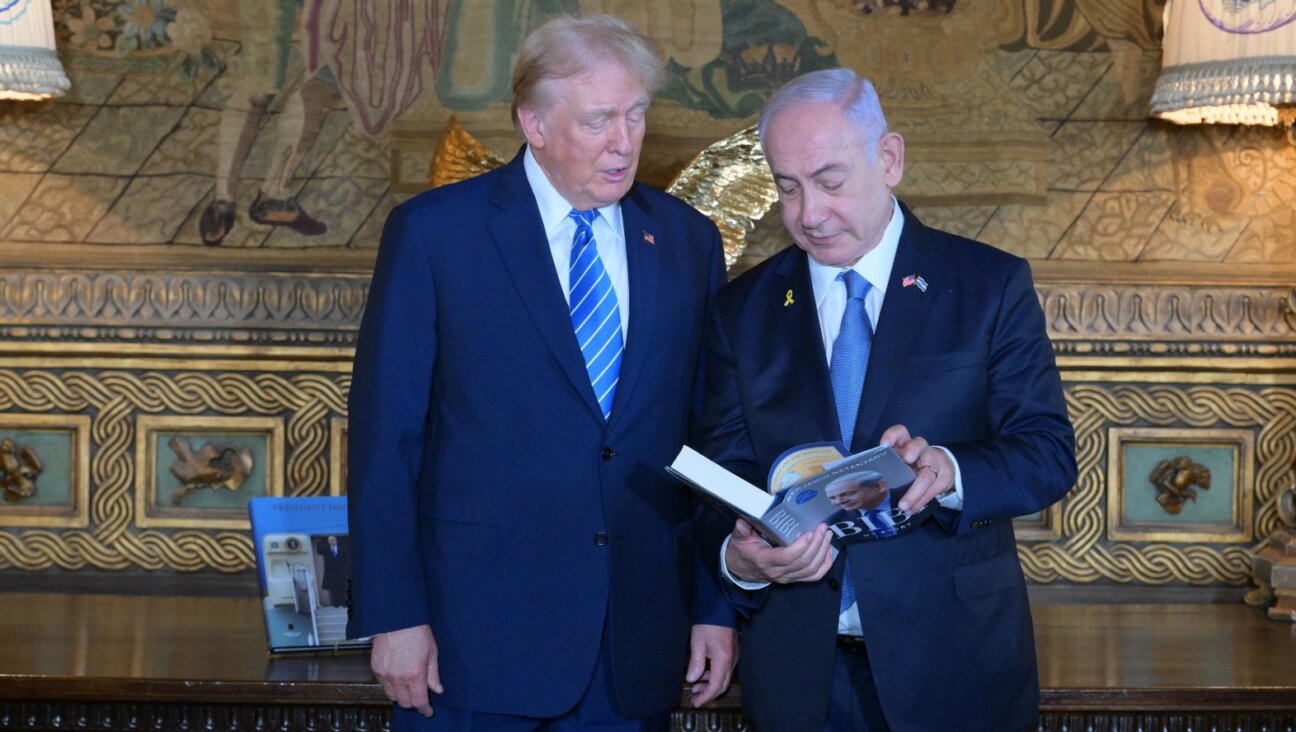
(167, 437, 255, 505)
(1149, 454, 1211, 515)
(0, 438, 43, 502)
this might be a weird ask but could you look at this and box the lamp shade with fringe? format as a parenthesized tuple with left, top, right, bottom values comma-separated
(1150, 0, 1296, 128)
(0, 0, 70, 101)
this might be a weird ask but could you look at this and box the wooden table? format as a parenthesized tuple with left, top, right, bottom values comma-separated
(1033, 602, 1296, 731)
(0, 594, 1294, 731)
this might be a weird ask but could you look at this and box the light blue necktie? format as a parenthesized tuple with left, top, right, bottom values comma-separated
(568, 209, 623, 420)
(831, 270, 873, 616)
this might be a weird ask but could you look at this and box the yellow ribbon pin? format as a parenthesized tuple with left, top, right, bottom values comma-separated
(784, 289, 795, 307)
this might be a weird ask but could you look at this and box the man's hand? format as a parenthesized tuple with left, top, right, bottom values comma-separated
(370, 624, 443, 717)
(881, 424, 954, 513)
(686, 624, 738, 707)
(725, 519, 834, 584)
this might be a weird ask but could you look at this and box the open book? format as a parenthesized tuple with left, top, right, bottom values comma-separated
(668, 443, 925, 546)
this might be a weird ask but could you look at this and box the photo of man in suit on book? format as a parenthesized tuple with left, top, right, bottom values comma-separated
(315, 534, 349, 608)
(824, 471, 897, 538)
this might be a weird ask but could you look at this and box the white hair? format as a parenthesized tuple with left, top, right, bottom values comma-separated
(826, 470, 886, 496)
(758, 68, 889, 159)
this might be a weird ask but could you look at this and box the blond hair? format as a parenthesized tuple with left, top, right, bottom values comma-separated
(511, 15, 666, 130)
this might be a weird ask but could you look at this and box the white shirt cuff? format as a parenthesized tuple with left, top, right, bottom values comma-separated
(933, 445, 964, 510)
(719, 534, 771, 590)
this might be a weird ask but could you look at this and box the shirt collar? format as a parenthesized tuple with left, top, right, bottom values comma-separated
(523, 145, 623, 235)
(809, 197, 904, 307)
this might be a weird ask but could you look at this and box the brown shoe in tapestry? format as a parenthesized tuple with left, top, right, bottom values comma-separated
(199, 198, 236, 246)
(248, 192, 328, 236)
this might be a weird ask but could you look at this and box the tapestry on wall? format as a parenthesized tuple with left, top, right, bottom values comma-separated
(10, 1, 1286, 264)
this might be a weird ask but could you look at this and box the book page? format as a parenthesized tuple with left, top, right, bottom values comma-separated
(668, 447, 773, 519)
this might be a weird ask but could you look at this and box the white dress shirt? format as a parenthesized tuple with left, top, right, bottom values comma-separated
(523, 146, 631, 338)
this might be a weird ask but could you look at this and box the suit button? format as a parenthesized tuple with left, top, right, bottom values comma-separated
(601, 447, 616, 461)
(594, 531, 609, 546)
(827, 578, 839, 591)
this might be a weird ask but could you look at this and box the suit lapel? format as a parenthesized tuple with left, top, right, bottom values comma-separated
(853, 206, 938, 444)
(607, 186, 659, 425)
(486, 154, 605, 422)
(774, 251, 839, 443)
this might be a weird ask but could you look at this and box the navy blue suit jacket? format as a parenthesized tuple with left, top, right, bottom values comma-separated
(697, 204, 1076, 731)
(347, 151, 730, 719)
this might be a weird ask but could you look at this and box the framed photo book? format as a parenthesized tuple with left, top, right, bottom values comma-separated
(248, 496, 371, 654)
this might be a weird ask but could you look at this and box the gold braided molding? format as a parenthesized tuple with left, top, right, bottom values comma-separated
(0, 373, 1292, 583)
(0, 369, 348, 572)
(1020, 383, 1296, 586)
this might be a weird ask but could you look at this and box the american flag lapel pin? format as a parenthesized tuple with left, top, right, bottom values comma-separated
(902, 274, 928, 293)
(642, 231, 655, 245)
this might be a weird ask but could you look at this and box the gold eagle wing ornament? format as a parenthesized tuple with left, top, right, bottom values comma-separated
(429, 118, 777, 268)
(664, 125, 776, 269)
(428, 116, 508, 189)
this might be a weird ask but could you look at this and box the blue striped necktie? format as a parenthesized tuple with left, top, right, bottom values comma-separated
(568, 209, 623, 420)
(832, 269, 873, 616)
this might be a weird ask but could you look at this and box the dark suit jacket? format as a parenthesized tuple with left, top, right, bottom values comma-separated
(697, 203, 1076, 731)
(347, 151, 730, 719)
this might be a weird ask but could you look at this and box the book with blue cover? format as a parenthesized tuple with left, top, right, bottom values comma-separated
(248, 496, 371, 653)
(667, 443, 925, 546)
